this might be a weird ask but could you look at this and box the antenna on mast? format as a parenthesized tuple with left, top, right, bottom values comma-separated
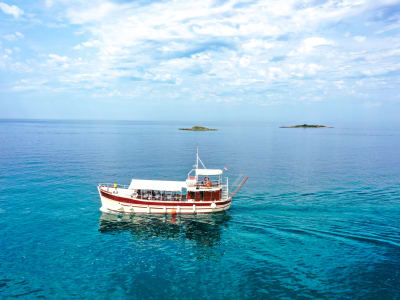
(195, 146, 206, 169)
(196, 146, 199, 169)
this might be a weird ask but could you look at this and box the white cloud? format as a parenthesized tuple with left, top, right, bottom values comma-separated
(335, 80, 345, 89)
(48, 54, 69, 63)
(268, 67, 286, 81)
(3, 32, 24, 41)
(73, 40, 100, 50)
(0, 2, 23, 18)
(299, 37, 335, 54)
(12, 79, 48, 91)
(376, 22, 400, 34)
(242, 39, 276, 51)
(45, 0, 54, 8)
(2, 0, 399, 108)
(354, 36, 366, 42)
(66, 1, 120, 24)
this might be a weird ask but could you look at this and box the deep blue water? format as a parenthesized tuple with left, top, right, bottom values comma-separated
(1, 119, 400, 299)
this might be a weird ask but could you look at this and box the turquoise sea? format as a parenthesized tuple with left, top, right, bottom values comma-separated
(1, 119, 400, 299)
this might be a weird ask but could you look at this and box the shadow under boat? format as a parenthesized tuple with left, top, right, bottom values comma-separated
(99, 212, 231, 248)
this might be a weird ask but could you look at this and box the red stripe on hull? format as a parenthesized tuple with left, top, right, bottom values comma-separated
(100, 190, 231, 207)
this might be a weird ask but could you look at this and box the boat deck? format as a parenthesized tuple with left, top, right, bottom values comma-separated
(98, 185, 229, 203)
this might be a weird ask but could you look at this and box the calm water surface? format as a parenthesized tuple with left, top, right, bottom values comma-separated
(0, 120, 400, 299)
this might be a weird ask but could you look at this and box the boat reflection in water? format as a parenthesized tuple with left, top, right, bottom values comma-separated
(98, 212, 231, 249)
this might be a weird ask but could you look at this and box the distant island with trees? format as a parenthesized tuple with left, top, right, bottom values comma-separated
(280, 124, 333, 128)
(179, 126, 217, 131)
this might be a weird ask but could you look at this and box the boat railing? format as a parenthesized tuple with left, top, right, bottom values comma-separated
(135, 194, 189, 202)
(194, 179, 221, 189)
(221, 184, 229, 199)
(99, 183, 130, 189)
(99, 183, 190, 201)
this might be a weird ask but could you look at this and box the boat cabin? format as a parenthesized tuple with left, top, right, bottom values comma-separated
(186, 168, 223, 201)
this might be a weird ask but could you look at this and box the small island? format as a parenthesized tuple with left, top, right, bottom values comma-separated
(179, 126, 217, 131)
(280, 124, 333, 128)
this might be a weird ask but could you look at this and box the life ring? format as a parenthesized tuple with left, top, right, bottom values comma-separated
(206, 181, 212, 187)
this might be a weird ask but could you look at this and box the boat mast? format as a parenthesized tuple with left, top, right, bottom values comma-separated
(195, 147, 199, 181)
(196, 147, 199, 170)
(194, 147, 206, 181)
(196, 147, 206, 169)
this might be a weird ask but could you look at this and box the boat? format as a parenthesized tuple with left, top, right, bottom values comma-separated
(98, 151, 248, 215)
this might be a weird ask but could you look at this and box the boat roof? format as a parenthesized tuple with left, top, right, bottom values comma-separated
(128, 179, 186, 192)
(195, 169, 223, 176)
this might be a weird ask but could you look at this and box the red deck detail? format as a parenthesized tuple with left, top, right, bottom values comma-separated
(100, 190, 231, 207)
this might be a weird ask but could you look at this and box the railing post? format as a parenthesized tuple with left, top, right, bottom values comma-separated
(226, 177, 229, 199)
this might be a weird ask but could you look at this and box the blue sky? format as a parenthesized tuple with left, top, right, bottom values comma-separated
(0, 0, 400, 123)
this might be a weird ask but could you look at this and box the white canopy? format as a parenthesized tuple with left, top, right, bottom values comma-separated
(128, 179, 186, 192)
(195, 169, 223, 176)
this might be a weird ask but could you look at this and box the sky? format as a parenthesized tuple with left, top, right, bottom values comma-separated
(0, 0, 400, 123)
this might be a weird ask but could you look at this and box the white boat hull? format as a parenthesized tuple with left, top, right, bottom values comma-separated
(98, 187, 232, 215)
